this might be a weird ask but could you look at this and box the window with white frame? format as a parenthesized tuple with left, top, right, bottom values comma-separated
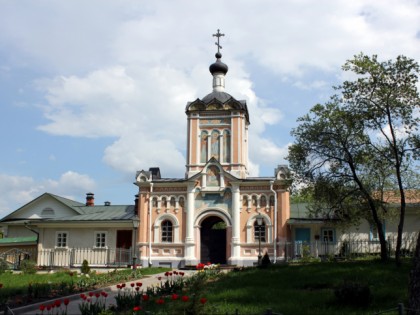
(254, 221, 266, 242)
(370, 221, 386, 242)
(321, 228, 335, 242)
(94, 232, 107, 248)
(161, 220, 173, 243)
(56, 231, 68, 248)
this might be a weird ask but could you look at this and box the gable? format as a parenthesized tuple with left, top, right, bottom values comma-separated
(1, 193, 82, 221)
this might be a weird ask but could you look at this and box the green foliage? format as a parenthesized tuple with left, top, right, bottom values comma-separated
(288, 53, 420, 263)
(19, 259, 37, 274)
(204, 260, 410, 315)
(0, 259, 9, 274)
(81, 259, 90, 274)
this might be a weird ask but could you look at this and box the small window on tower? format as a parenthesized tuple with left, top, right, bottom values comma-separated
(200, 131, 208, 163)
(223, 130, 231, 163)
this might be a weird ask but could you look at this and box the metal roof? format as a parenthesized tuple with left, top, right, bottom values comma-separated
(47, 205, 136, 222)
(0, 236, 37, 245)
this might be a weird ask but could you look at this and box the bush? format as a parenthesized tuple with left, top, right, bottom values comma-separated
(19, 259, 37, 274)
(81, 260, 90, 274)
(334, 280, 372, 307)
(0, 259, 9, 274)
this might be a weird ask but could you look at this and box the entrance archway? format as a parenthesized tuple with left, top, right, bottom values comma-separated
(200, 216, 227, 264)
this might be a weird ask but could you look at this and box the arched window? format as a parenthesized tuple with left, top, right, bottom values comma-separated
(152, 198, 158, 208)
(211, 130, 220, 160)
(200, 131, 208, 163)
(254, 220, 266, 242)
(161, 197, 167, 209)
(223, 130, 231, 163)
(179, 197, 185, 210)
(161, 220, 173, 243)
(260, 196, 267, 207)
(252, 196, 257, 207)
(41, 208, 55, 218)
(242, 196, 248, 207)
(170, 197, 176, 208)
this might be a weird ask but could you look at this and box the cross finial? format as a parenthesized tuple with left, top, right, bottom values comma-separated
(213, 29, 225, 54)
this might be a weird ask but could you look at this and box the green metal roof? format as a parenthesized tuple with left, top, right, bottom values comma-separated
(46, 205, 135, 222)
(0, 236, 37, 244)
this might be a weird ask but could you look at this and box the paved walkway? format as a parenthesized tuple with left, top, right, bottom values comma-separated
(10, 270, 195, 315)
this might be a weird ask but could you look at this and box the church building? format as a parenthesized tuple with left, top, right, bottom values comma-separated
(135, 30, 291, 267)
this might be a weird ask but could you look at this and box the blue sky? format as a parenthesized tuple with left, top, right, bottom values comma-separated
(1, 0, 420, 218)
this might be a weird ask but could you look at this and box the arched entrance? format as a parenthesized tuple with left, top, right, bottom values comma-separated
(200, 216, 227, 264)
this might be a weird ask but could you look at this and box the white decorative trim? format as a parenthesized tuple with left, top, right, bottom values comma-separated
(154, 213, 180, 243)
(245, 214, 273, 244)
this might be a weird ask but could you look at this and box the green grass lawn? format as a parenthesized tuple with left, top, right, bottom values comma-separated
(0, 261, 413, 314)
(202, 260, 412, 315)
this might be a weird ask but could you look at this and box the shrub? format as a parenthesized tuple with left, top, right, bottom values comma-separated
(81, 260, 90, 274)
(0, 259, 9, 274)
(334, 280, 372, 307)
(19, 259, 37, 274)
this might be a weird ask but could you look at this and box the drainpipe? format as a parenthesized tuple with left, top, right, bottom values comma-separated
(24, 222, 39, 245)
(148, 183, 154, 267)
(270, 181, 277, 263)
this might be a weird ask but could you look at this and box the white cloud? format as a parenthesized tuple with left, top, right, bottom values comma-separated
(1, 0, 420, 209)
(0, 172, 95, 219)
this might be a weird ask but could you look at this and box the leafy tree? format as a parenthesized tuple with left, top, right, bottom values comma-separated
(288, 54, 420, 263)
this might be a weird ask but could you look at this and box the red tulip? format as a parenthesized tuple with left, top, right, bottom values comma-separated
(46, 305, 51, 311)
(95, 293, 100, 298)
(135, 287, 140, 291)
(136, 282, 142, 287)
(171, 293, 179, 300)
(101, 291, 108, 297)
(88, 292, 94, 297)
(181, 296, 189, 302)
(130, 283, 135, 287)
(121, 283, 126, 288)
(142, 294, 150, 301)
(200, 297, 207, 304)
(156, 298, 165, 305)
(54, 300, 61, 307)
(64, 298, 70, 306)
(39, 304, 46, 311)
(133, 305, 142, 311)
(158, 276, 162, 280)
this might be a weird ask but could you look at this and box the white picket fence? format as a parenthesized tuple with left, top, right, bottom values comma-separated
(281, 236, 418, 260)
(37, 247, 133, 268)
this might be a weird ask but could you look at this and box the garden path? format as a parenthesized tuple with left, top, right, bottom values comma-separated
(10, 269, 196, 315)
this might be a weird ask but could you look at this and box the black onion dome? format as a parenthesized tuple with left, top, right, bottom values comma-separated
(202, 91, 233, 103)
(209, 53, 228, 75)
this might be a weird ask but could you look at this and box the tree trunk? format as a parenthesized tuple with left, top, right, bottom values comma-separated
(408, 232, 420, 315)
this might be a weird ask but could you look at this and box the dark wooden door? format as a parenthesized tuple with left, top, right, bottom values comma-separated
(200, 217, 226, 264)
(116, 230, 132, 249)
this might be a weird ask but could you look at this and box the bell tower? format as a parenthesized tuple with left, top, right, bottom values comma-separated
(185, 30, 250, 179)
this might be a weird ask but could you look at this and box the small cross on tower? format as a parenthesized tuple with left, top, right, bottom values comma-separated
(213, 29, 225, 53)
